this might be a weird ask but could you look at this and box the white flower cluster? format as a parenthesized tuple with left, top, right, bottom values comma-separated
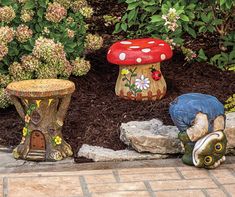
(162, 8, 180, 32)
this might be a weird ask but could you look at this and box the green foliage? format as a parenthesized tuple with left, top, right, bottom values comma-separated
(0, 0, 103, 108)
(225, 94, 235, 113)
(116, 0, 235, 68)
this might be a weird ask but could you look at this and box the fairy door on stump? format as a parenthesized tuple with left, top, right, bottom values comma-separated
(31, 131, 45, 150)
(28, 130, 46, 161)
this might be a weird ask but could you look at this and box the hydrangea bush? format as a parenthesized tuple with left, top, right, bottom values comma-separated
(0, 0, 103, 108)
(115, 0, 235, 69)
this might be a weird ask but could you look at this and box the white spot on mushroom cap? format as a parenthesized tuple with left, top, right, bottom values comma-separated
(148, 41, 155, 44)
(159, 43, 165, 46)
(119, 53, 126, 60)
(136, 58, 142, 63)
(161, 54, 166, 60)
(142, 48, 151, 53)
(108, 49, 111, 54)
(120, 41, 132, 45)
(130, 46, 140, 49)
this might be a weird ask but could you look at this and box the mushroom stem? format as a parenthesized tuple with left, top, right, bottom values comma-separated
(116, 63, 167, 101)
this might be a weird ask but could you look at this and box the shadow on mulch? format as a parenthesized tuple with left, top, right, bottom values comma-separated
(1, 47, 234, 162)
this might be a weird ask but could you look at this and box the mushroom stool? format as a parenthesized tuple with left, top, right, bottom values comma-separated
(169, 93, 227, 169)
(107, 38, 173, 101)
(6, 79, 75, 161)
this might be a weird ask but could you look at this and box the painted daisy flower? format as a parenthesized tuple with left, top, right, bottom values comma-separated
(121, 68, 129, 75)
(135, 75, 150, 90)
(54, 136, 62, 145)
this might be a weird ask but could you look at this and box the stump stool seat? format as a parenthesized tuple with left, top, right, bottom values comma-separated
(7, 79, 75, 161)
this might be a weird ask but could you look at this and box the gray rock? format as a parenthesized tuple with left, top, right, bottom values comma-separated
(0, 151, 74, 168)
(0, 152, 25, 167)
(225, 112, 235, 155)
(77, 144, 169, 162)
(120, 119, 182, 154)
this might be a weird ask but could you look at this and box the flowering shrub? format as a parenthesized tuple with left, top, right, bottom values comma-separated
(0, 0, 103, 108)
(115, 0, 235, 69)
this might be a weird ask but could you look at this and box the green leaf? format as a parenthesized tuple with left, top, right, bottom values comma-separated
(23, 45, 33, 51)
(0, 0, 14, 5)
(181, 15, 189, 22)
(23, 1, 35, 10)
(38, 0, 47, 8)
(151, 15, 162, 23)
(198, 49, 208, 61)
(121, 23, 127, 31)
(127, 2, 139, 10)
(37, 9, 44, 19)
(187, 27, 197, 38)
(128, 9, 136, 22)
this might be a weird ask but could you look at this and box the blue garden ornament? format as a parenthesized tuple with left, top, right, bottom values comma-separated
(169, 93, 227, 169)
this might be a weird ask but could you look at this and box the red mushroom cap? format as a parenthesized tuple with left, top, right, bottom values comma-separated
(107, 38, 173, 65)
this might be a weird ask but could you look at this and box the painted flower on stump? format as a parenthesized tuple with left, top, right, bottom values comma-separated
(22, 127, 28, 137)
(135, 75, 150, 90)
(24, 114, 31, 123)
(54, 136, 62, 145)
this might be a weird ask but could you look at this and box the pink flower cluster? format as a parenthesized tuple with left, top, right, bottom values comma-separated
(162, 8, 180, 32)
(33, 37, 67, 65)
(20, 9, 34, 23)
(67, 29, 75, 38)
(0, 26, 14, 60)
(0, 26, 14, 44)
(16, 25, 33, 43)
(45, 2, 67, 23)
(0, 6, 16, 23)
(181, 46, 197, 61)
(21, 55, 40, 72)
(0, 44, 8, 61)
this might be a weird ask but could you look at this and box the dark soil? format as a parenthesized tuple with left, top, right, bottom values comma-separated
(0, 0, 235, 161)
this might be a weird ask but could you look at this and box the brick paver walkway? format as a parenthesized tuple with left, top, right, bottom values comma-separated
(0, 163, 234, 197)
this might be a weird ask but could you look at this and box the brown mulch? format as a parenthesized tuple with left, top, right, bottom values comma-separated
(0, 0, 235, 161)
(0, 48, 234, 157)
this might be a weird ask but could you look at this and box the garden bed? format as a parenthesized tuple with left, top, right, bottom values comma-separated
(0, 47, 235, 160)
(0, 0, 234, 162)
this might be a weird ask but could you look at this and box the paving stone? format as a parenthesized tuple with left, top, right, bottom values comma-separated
(179, 170, 209, 179)
(120, 119, 183, 154)
(8, 176, 83, 197)
(92, 191, 150, 197)
(149, 179, 217, 191)
(205, 189, 227, 197)
(118, 167, 176, 175)
(155, 190, 205, 197)
(77, 144, 169, 162)
(88, 182, 146, 193)
(223, 184, 235, 196)
(210, 169, 235, 184)
(119, 172, 181, 182)
(0, 178, 2, 197)
(225, 112, 235, 155)
(84, 174, 116, 184)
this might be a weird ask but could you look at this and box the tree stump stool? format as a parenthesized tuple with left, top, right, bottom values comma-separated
(6, 79, 75, 161)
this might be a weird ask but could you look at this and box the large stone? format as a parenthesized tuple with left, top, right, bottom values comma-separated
(225, 112, 235, 155)
(120, 119, 183, 154)
(77, 144, 169, 162)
